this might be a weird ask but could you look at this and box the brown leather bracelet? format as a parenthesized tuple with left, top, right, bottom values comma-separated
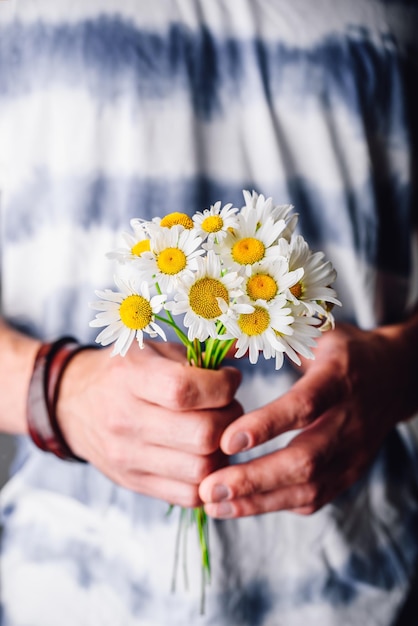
(27, 336, 92, 462)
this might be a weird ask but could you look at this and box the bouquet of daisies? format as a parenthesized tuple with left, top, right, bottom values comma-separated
(90, 190, 340, 612)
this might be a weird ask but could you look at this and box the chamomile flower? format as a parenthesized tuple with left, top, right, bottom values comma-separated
(106, 219, 151, 264)
(278, 235, 341, 316)
(90, 190, 341, 612)
(222, 295, 294, 366)
(215, 208, 286, 276)
(244, 258, 304, 304)
(242, 190, 298, 241)
(152, 211, 194, 230)
(139, 225, 204, 293)
(271, 305, 322, 368)
(89, 277, 167, 356)
(315, 301, 337, 330)
(193, 201, 239, 245)
(166, 251, 249, 341)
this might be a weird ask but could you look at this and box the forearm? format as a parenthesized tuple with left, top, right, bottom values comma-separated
(0, 319, 41, 435)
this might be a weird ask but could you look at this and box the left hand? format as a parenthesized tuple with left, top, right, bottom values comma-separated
(199, 319, 418, 518)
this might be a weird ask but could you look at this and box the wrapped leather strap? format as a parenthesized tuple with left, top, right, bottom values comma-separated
(27, 336, 91, 462)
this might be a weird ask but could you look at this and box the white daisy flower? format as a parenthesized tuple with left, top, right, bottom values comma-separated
(139, 225, 204, 293)
(151, 211, 194, 230)
(222, 296, 294, 367)
(314, 301, 337, 331)
(89, 277, 167, 356)
(242, 190, 298, 241)
(193, 201, 239, 245)
(278, 235, 341, 316)
(106, 219, 152, 264)
(272, 304, 322, 368)
(166, 251, 250, 342)
(244, 258, 304, 304)
(215, 208, 286, 276)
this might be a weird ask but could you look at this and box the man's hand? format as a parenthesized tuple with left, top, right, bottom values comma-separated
(199, 319, 418, 518)
(57, 341, 242, 508)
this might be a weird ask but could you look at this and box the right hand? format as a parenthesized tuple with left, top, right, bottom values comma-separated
(56, 341, 242, 507)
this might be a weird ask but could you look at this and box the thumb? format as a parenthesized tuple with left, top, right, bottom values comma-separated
(219, 359, 346, 455)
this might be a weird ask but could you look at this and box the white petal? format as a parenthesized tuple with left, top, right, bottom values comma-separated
(149, 322, 167, 341)
(113, 327, 135, 356)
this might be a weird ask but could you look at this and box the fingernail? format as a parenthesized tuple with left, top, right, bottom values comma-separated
(228, 432, 250, 454)
(214, 501, 234, 518)
(211, 484, 231, 502)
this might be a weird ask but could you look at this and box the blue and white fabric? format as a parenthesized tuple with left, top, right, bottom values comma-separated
(0, 1, 418, 624)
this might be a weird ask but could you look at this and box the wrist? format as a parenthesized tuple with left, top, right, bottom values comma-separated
(26, 337, 94, 462)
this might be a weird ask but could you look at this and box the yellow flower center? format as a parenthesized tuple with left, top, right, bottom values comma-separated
(289, 281, 303, 298)
(131, 239, 151, 257)
(160, 212, 194, 229)
(189, 277, 229, 319)
(247, 274, 277, 301)
(238, 306, 270, 336)
(157, 248, 187, 275)
(232, 237, 265, 265)
(201, 215, 224, 233)
(119, 295, 152, 330)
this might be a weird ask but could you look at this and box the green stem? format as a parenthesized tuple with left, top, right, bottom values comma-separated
(193, 506, 211, 576)
(193, 339, 203, 368)
(154, 280, 201, 362)
(171, 507, 184, 593)
(154, 290, 216, 613)
(154, 314, 189, 343)
(200, 562, 206, 616)
(182, 509, 190, 591)
(212, 338, 236, 369)
(154, 314, 200, 365)
(203, 337, 217, 369)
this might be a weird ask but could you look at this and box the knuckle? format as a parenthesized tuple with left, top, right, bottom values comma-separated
(165, 368, 197, 410)
(105, 411, 130, 437)
(293, 482, 324, 515)
(179, 487, 201, 509)
(105, 441, 128, 470)
(240, 477, 256, 497)
(237, 469, 259, 497)
(192, 419, 219, 455)
(256, 414, 278, 444)
(297, 504, 319, 516)
(188, 456, 214, 483)
(122, 471, 146, 494)
(294, 393, 317, 427)
(303, 483, 322, 509)
(218, 371, 239, 405)
(295, 450, 318, 483)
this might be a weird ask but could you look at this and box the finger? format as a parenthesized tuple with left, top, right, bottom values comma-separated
(204, 458, 362, 518)
(145, 403, 244, 455)
(200, 409, 346, 504)
(219, 363, 347, 454)
(126, 343, 242, 411)
(201, 409, 372, 518)
(199, 447, 309, 506)
(203, 482, 323, 518)
(112, 471, 203, 509)
(97, 441, 228, 485)
(103, 398, 243, 455)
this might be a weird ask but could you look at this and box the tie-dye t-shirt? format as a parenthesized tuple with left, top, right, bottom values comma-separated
(1, 1, 418, 625)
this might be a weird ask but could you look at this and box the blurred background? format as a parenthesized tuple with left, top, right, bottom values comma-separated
(0, 433, 15, 489)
